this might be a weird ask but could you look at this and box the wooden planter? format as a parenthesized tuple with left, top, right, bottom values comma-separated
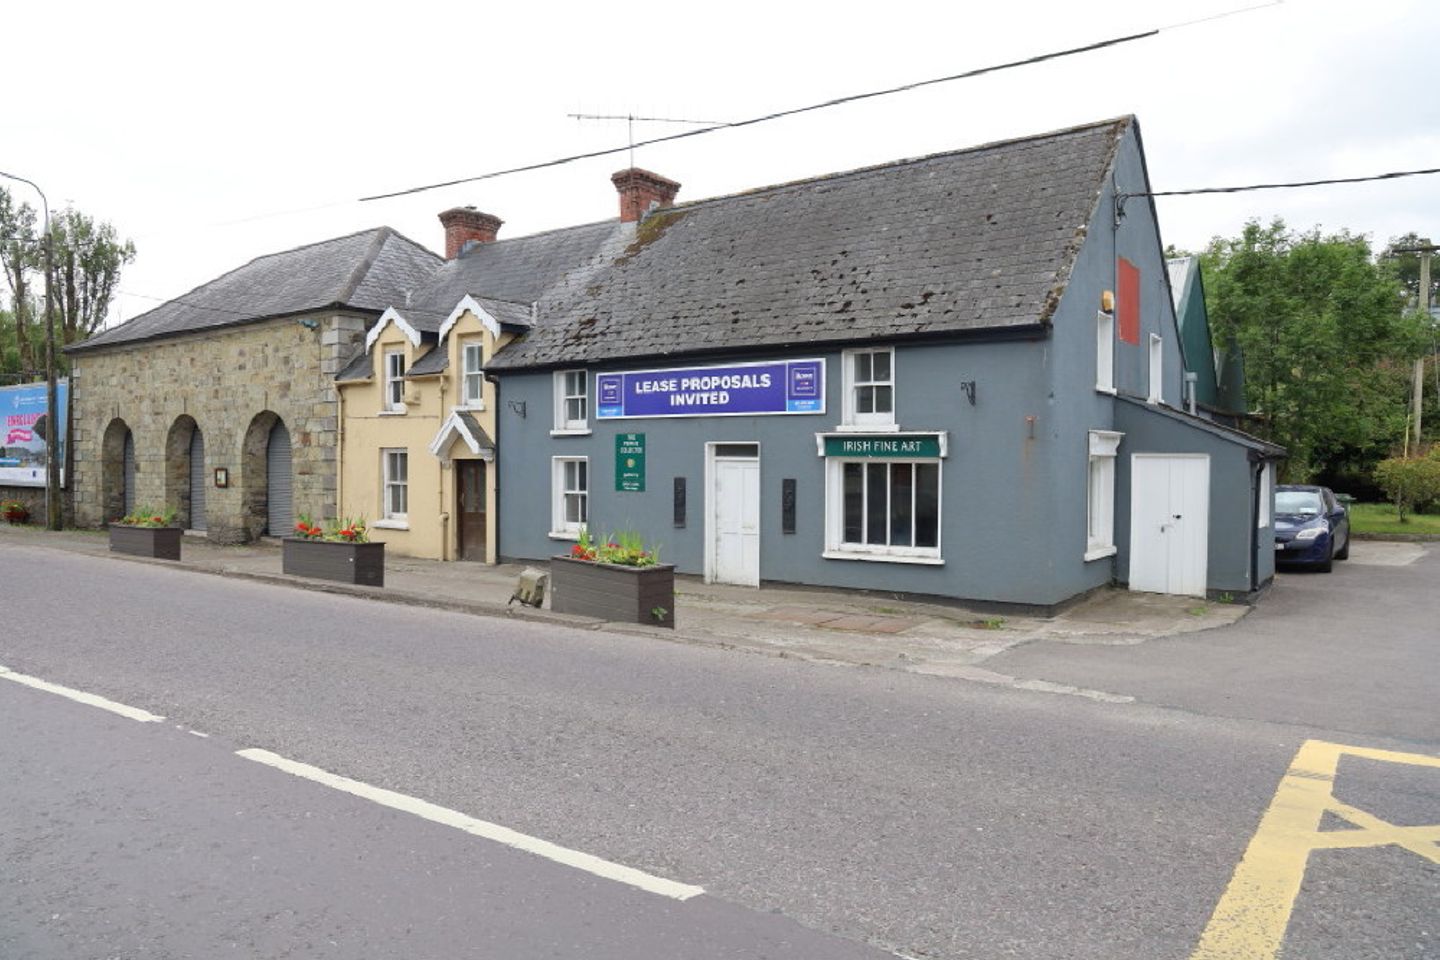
(109, 525, 183, 561)
(550, 555, 675, 628)
(283, 538, 385, 587)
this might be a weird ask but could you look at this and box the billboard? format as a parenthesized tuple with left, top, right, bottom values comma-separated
(0, 380, 68, 487)
(595, 359, 825, 419)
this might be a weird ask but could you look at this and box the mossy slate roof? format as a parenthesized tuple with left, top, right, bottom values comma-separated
(69, 227, 442, 353)
(486, 117, 1129, 370)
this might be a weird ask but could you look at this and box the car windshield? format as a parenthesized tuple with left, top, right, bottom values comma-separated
(1276, 490, 1323, 516)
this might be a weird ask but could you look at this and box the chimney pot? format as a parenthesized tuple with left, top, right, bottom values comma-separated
(438, 206, 503, 259)
(611, 168, 681, 223)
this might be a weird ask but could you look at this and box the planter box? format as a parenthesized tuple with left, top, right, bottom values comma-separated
(283, 538, 385, 587)
(550, 555, 675, 628)
(109, 525, 183, 561)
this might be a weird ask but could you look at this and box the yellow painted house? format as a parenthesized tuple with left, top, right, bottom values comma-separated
(333, 187, 662, 562)
(336, 295, 518, 562)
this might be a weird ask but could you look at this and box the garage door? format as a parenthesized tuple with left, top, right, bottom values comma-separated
(189, 428, 206, 532)
(122, 430, 136, 516)
(266, 421, 292, 536)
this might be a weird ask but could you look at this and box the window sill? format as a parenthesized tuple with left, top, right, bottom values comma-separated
(1094, 386, 1117, 396)
(377, 408, 407, 417)
(548, 530, 581, 541)
(550, 428, 592, 437)
(1084, 545, 1117, 562)
(822, 549, 943, 566)
(373, 519, 409, 531)
(454, 402, 485, 413)
(832, 422, 900, 433)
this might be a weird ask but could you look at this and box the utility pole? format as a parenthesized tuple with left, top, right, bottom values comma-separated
(1394, 244, 1437, 453)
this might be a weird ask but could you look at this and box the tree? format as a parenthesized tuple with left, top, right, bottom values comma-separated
(1200, 219, 1426, 481)
(47, 207, 136, 347)
(1374, 450, 1440, 521)
(0, 187, 39, 375)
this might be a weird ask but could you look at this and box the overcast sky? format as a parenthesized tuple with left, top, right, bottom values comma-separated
(6, 0, 1435, 328)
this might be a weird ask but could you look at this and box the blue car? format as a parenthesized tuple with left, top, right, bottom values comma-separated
(1274, 484, 1350, 572)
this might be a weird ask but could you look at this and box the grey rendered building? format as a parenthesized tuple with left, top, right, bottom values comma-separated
(469, 117, 1283, 607)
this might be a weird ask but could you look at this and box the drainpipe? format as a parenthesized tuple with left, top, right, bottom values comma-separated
(439, 375, 449, 562)
(485, 371, 501, 564)
(335, 384, 345, 519)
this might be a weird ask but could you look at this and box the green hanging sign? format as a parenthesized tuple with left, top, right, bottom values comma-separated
(616, 432, 646, 492)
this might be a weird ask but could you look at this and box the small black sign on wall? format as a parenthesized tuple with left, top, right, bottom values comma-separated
(673, 477, 686, 528)
(782, 479, 796, 534)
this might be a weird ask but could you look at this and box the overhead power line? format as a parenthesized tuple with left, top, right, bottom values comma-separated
(358, 29, 1163, 202)
(1127, 166, 1440, 199)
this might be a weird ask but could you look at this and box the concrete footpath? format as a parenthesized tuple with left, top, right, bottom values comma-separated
(0, 525, 1249, 697)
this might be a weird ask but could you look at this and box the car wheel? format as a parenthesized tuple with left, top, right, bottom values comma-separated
(1335, 534, 1349, 561)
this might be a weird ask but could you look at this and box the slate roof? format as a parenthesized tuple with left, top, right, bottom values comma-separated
(70, 227, 442, 353)
(487, 117, 1130, 370)
(1117, 395, 1286, 459)
(407, 343, 448, 376)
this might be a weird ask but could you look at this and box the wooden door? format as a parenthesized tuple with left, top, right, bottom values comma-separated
(457, 460, 487, 562)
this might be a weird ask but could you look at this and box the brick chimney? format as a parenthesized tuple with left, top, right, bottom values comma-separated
(611, 168, 681, 223)
(438, 206, 503, 259)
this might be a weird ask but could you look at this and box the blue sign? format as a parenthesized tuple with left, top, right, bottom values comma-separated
(0, 380, 68, 487)
(596, 359, 825, 419)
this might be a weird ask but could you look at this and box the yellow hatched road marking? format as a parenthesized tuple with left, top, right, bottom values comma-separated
(1191, 739, 1440, 960)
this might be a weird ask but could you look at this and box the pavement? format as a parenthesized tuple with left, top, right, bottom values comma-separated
(0, 523, 1251, 695)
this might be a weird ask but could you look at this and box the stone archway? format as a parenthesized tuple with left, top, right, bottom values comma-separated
(165, 415, 201, 529)
(240, 411, 289, 539)
(100, 418, 132, 524)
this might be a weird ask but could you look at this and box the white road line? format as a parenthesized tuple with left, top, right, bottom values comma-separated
(236, 748, 705, 902)
(0, 665, 165, 723)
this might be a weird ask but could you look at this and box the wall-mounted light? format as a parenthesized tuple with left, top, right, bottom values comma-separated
(297, 317, 319, 330)
(959, 381, 976, 406)
(1025, 415, 1037, 439)
(1100, 290, 1115, 313)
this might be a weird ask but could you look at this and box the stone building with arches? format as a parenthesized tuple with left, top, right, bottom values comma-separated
(67, 228, 441, 541)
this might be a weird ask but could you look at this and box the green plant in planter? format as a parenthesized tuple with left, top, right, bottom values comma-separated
(1, 499, 29, 524)
(568, 527, 661, 567)
(117, 505, 177, 528)
(293, 513, 370, 543)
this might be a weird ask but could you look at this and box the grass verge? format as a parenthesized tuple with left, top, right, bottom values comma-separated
(1347, 502, 1440, 536)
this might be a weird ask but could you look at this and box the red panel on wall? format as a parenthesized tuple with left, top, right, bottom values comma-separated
(1117, 257, 1140, 345)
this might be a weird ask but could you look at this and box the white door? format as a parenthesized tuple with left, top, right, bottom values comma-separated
(1129, 455, 1209, 597)
(711, 453, 760, 586)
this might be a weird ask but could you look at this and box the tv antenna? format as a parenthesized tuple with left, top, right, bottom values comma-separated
(567, 113, 732, 168)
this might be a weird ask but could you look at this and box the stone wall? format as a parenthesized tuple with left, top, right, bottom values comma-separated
(70, 311, 370, 541)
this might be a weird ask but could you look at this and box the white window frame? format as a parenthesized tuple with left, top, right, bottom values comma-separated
(383, 350, 407, 413)
(1148, 334, 1163, 404)
(552, 370, 590, 435)
(460, 340, 485, 408)
(378, 448, 408, 526)
(840, 347, 897, 431)
(1085, 430, 1123, 561)
(1096, 310, 1115, 394)
(822, 457, 942, 564)
(1258, 463, 1273, 528)
(550, 456, 589, 539)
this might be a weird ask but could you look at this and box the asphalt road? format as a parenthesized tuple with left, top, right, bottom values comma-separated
(1, 542, 1436, 959)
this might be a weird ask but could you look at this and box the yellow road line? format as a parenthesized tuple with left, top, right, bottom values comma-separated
(1191, 739, 1440, 960)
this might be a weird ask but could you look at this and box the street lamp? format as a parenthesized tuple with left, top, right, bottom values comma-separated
(0, 170, 60, 530)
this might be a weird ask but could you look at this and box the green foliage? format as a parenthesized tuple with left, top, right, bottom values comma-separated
(293, 513, 369, 542)
(1, 498, 29, 523)
(1348, 501, 1440, 535)
(1200, 219, 1425, 481)
(118, 505, 177, 528)
(1373, 451, 1440, 521)
(569, 526, 660, 566)
(48, 206, 137, 347)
